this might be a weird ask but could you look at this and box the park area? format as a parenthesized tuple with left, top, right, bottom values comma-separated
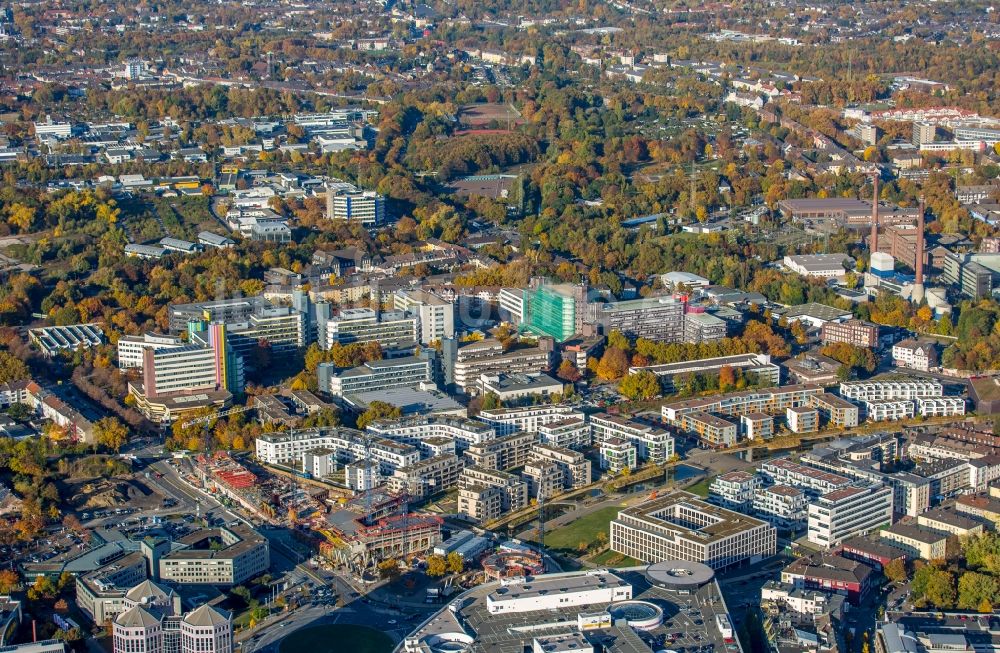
(278, 625, 394, 653)
(536, 505, 621, 555)
(457, 103, 522, 130)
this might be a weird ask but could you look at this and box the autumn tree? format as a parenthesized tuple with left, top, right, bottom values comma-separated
(596, 347, 630, 381)
(426, 555, 447, 577)
(355, 401, 402, 430)
(446, 552, 464, 574)
(94, 417, 128, 452)
(883, 558, 907, 584)
(0, 569, 19, 594)
(618, 370, 661, 401)
(556, 359, 582, 382)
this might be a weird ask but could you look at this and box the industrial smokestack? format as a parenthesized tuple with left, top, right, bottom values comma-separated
(870, 174, 880, 254)
(912, 198, 926, 303)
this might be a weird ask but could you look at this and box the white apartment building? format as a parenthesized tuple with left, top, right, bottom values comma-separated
(610, 492, 777, 568)
(662, 385, 825, 424)
(367, 415, 494, 453)
(255, 428, 420, 474)
(478, 405, 586, 436)
(465, 432, 538, 471)
(318, 356, 433, 397)
(537, 417, 591, 449)
(786, 407, 818, 434)
(319, 308, 418, 350)
(709, 471, 762, 512)
(526, 444, 591, 491)
(457, 466, 528, 522)
(589, 413, 675, 465)
(915, 396, 966, 417)
(865, 400, 916, 422)
(344, 462, 382, 491)
(892, 340, 937, 372)
(116, 333, 185, 369)
(807, 484, 894, 548)
(838, 379, 943, 402)
(522, 459, 564, 500)
(393, 290, 455, 345)
(599, 438, 638, 473)
(753, 485, 808, 530)
(387, 454, 464, 499)
(486, 572, 632, 615)
(759, 458, 853, 498)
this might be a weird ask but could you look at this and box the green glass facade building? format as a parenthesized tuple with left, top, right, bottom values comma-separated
(524, 284, 579, 342)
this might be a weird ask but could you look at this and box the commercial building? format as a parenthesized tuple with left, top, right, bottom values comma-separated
(942, 251, 993, 298)
(159, 525, 269, 586)
(807, 484, 894, 548)
(709, 471, 762, 512)
(781, 553, 874, 603)
(113, 591, 232, 653)
(28, 323, 105, 357)
(782, 254, 852, 278)
(485, 571, 632, 615)
(318, 354, 434, 396)
(820, 320, 879, 348)
(610, 491, 777, 568)
(457, 466, 528, 522)
(753, 485, 808, 531)
(589, 413, 675, 464)
(917, 508, 985, 538)
(393, 289, 455, 345)
(317, 306, 418, 351)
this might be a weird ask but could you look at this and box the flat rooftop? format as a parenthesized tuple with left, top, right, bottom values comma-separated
(616, 491, 770, 542)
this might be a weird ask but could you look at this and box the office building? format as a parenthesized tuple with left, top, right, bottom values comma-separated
(447, 338, 554, 394)
(116, 333, 185, 369)
(589, 413, 675, 464)
(326, 188, 386, 227)
(393, 290, 455, 344)
(610, 491, 776, 568)
(820, 320, 879, 348)
(485, 571, 632, 615)
(114, 597, 232, 653)
(942, 252, 993, 298)
(586, 296, 685, 342)
(318, 354, 433, 397)
(879, 523, 950, 561)
(683, 312, 728, 343)
(782, 254, 852, 279)
(168, 296, 309, 355)
(159, 525, 269, 585)
(317, 306, 419, 351)
(781, 554, 874, 604)
(912, 121, 937, 146)
(523, 282, 587, 342)
(807, 484, 893, 548)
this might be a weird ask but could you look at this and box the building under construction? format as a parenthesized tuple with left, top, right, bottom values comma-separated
(317, 491, 443, 570)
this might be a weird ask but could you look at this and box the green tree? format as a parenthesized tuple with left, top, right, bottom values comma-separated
(446, 552, 464, 574)
(93, 417, 128, 452)
(482, 392, 501, 410)
(426, 555, 447, 577)
(377, 558, 400, 580)
(618, 370, 661, 401)
(883, 558, 907, 584)
(355, 401, 402, 430)
(957, 572, 998, 611)
(0, 351, 30, 384)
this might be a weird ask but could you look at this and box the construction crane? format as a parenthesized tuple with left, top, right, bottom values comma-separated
(180, 404, 254, 429)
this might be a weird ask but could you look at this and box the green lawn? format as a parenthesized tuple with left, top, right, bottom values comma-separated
(279, 625, 393, 653)
(685, 476, 714, 498)
(536, 506, 623, 554)
(590, 549, 641, 567)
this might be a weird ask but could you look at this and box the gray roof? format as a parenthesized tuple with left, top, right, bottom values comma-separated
(183, 604, 230, 627)
(116, 606, 162, 628)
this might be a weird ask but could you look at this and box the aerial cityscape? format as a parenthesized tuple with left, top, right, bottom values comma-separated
(5, 1, 1000, 653)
